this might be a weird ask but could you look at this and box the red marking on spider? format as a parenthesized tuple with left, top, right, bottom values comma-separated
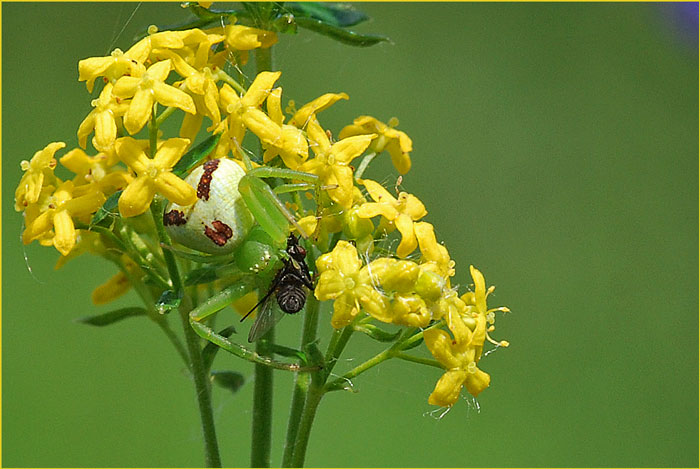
(197, 159, 220, 201)
(204, 220, 233, 246)
(163, 209, 187, 226)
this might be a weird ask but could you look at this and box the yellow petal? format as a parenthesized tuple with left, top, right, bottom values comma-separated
(60, 148, 91, 174)
(153, 82, 196, 114)
(77, 111, 96, 149)
(62, 191, 106, 218)
(146, 59, 173, 82)
(355, 202, 398, 221)
(464, 366, 490, 397)
(400, 193, 426, 220)
(428, 370, 469, 407)
(78, 57, 112, 92)
(290, 92, 349, 128)
(119, 175, 156, 217)
(154, 138, 190, 169)
(154, 172, 197, 206)
(395, 213, 417, 258)
(115, 137, 148, 173)
(94, 110, 118, 150)
(386, 136, 412, 174)
(358, 285, 391, 323)
(124, 88, 154, 135)
(242, 108, 281, 144)
(180, 112, 204, 143)
(267, 87, 284, 125)
(23, 210, 54, 244)
(91, 272, 131, 305)
(112, 75, 140, 99)
(306, 117, 331, 155)
(360, 178, 396, 206)
(328, 165, 354, 208)
(331, 134, 375, 164)
(314, 270, 345, 301)
(52, 209, 77, 256)
(470, 265, 487, 314)
(330, 293, 359, 329)
(424, 329, 460, 369)
(414, 222, 444, 263)
(330, 240, 362, 277)
(242, 71, 281, 108)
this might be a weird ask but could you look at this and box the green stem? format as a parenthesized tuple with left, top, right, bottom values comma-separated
(180, 302, 223, 468)
(149, 195, 221, 466)
(394, 352, 443, 369)
(149, 103, 159, 157)
(251, 328, 275, 468)
(250, 43, 275, 468)
(289, 381, 324, 468)
(354, 152, 377, 180)
(282, 296, 320, 467)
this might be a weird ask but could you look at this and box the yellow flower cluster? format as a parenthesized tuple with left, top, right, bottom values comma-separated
(15, 20, 508, 409)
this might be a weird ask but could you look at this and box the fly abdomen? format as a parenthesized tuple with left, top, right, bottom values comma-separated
(277, 282, 306, 314)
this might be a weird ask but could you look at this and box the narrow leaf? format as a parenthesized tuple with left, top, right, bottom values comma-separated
(295, 17, 389, 47)
(89, 190, 122, 228)
(171, 134, 221, 177)
(75, 307, 147, 326)
(287, 2, 369, 27)
(211, 370, 245, 394)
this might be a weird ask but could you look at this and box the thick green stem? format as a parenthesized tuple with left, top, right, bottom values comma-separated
(180, 303, 223, 468)
(282, 296, 320, 467)
(251, 328, 275, 467)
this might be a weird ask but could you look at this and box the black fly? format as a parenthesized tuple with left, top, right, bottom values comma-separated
(241, 234, 314, 342)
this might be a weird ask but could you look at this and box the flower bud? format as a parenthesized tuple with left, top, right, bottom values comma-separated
(415, 269, 445, 302)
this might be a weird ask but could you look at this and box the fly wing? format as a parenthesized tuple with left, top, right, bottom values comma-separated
(247, 295, 286, 343)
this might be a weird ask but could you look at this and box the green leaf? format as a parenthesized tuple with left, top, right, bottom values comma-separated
(211, 370, 245, 394)
(203, 325, 237, 371)
(75, 307, 147, 326)
(171, 134, 221, 177)
(353, 323, 401, 342)
(295, 17, 390, 47)
(286, 2, 369, 27)
(156, 289, 182, 314)
(271, 344, 307, 361)
(89, 190, 122, 229)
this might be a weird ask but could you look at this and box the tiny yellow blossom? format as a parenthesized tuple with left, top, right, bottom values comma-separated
(424, 308, 490, 406)
(91, 257, 140, 305)
(356, 178, 427, 257)
(224, 24, 277, 51)
(289, 92, 349, 128)
(22, 180, 106, 256)
(299, 117, 375, 209)
(112, 59, 196, 135)
(261, 87, 309, 170)
(60, 148, 132, 194)
(339, 116, 413, 174)
(214, 72, 283, 158)
(315, 241, 389, 328)
(414, 222, 454, 278)
(77, 83, 130, 152)
(15, 142, 64, 211)
(115, 137, 196, 217)
(78, 43, 149, 93)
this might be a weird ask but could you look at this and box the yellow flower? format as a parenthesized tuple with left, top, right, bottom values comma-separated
(77, 83, 129, 152)
(15, 142, 64, 211)
(299, 117, 375, 209)
(339, 116, 413, 174)
(22, 180, 106, 256)
(115, 137, 196, 217)
(60, 148, 132, 194)
(460, 265, 510, 351)
(112, 59, 196, 135)
(289, 92, 349, 128)
(315, 241, 389, 328)
(214, 71, 281, 158)
(424, 307, 491, 406)
(153, 49, 222, 142)
(356, 178, 427, 257)
(91, 257, 140, 305)
(224, 24, 277, 51)
(78, 40, 150, 93)
(261, 87, 309, 170)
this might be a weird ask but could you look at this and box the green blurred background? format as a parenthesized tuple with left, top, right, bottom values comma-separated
(2, 2, 698, 467)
